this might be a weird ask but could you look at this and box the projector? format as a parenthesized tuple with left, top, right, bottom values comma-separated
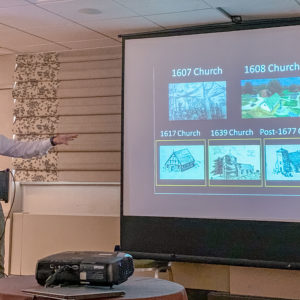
(36, 251, 134, 287)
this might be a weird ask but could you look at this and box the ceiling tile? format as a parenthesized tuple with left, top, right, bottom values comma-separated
(205, 0, 300, 18)
(17, 43, 70, 53)
(0, 4, 71, 31)
(24, 24, 107, 42)
(0, 24, 19, 31)
(27, 0, 74, 3)
(147, 9, 229, 28)
(85, 16, 163, 38)
(0, 48, 16, 55)
(59, 38, 121, 49)
(114, 0, 211, 15)
(0, 28, 56, 50)
(0, 0, 297, 54)
(37, 0, 138, 23)
(0, 0, 30, 8)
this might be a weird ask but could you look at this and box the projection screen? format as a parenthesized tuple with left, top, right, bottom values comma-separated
(121, 19, 300, 268)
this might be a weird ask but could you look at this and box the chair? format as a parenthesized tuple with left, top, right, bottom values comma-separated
(133, 259, 173, 281)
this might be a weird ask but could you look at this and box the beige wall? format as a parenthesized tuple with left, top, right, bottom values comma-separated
(1, 49, 300, 299)
(10, 213, 120, 275)
(8, 182, 121, 274)
(20, 183, 120, 216)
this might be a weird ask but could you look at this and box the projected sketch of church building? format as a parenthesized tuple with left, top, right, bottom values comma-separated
(211, 153, 258, 180)
(159, 144, 205, 181)
(169, 81, 226, 120)
(274, 148, 300, 177)
(165, 148, 195, 172)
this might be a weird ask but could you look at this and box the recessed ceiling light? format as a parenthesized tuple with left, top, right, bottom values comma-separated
(78, 8, 102, 14)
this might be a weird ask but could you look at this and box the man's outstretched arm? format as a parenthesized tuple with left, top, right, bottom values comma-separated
(50, 134, 78, 146)
(0, 134, 78, 158)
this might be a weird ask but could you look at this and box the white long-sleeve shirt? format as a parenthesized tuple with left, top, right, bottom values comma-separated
(0, 135, 53, 158)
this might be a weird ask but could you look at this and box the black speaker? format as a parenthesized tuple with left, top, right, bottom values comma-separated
(0, 170, 9, 203)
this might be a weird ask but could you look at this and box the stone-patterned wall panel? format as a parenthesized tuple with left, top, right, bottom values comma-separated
(12, 81, 59, 99)
(13, 151, 58, 171)
(14, 134, 52, 141)
(14, 170, 58, 182)
(16, 53, 58, 67)
(13, 48, 123, 182)
(13, 52, 60, 182)
(15, 63, 59, 82)
(13, 116, 58, 135)
(14, 98, 58, 117)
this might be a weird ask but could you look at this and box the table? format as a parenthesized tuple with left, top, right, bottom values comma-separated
(0, 275, 188, 300)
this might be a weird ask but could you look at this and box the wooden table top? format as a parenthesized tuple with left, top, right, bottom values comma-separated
(0, 275, 188, 300)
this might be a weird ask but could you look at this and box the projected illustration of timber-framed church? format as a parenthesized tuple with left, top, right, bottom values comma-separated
(165, 148, 195, 172)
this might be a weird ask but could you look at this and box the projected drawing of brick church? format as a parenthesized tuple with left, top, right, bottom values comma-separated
(211, 153, 256, 180)
(274, 148, 300, 177)
(165, 148, 195, 172)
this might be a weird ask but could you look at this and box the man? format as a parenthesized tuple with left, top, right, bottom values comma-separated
(0, 133, 77, 277)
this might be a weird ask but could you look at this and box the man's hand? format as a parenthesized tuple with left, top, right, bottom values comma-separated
(52, 134, 78, 146)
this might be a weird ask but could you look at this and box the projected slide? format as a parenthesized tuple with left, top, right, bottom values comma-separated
(241, 77, 300, 119)
(152, 55, 300, 194)
(169, 81, 227, 121)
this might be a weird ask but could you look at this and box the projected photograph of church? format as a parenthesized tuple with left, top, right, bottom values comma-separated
(265, 144, 300, 181)
(169, 81, 226, 120)
(241, 77, 300, 119)
(159, 145, 205, 180)
(209, 145, 261, 181)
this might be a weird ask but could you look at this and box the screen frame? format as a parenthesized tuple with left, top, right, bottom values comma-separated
(120, 17, 300, 269)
